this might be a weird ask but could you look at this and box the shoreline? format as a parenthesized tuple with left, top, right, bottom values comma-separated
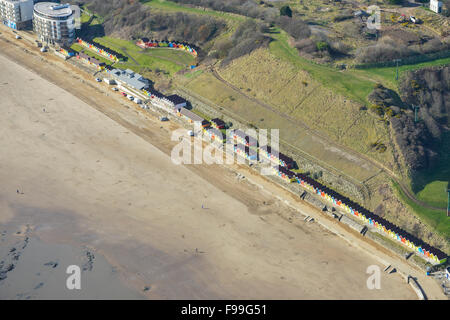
(0, 27, 445, 299)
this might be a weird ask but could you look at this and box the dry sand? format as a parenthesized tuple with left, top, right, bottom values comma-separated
(0, 29, 443, 299)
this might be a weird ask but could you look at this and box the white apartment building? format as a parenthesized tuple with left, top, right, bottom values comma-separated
(0, 0, 33, 30)
(33, 2, 75, 46)
(430, 0, 443, 14)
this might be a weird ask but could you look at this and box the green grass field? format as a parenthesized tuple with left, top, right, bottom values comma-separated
(392, 181, 450, 240)
(141, 0, 245, 25)
(92, 36, 195, 76)
(417, 181, 449, 208)
(412, 131, 450, 208)
(350, 57, 450, 91)
(268, 30, 375, 106)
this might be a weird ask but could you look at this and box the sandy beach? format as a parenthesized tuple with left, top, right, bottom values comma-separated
(0, 29, 443, 299)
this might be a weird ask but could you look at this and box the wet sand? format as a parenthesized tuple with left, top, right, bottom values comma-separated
(0, 41, 422, 299)
(0, 230, 143, 299)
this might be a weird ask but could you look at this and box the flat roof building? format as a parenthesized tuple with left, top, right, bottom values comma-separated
(165, 94, 187, 108)
(33, 2, 75, 46)
(109, 69, 150, 90)
(0, 0, 33, 30)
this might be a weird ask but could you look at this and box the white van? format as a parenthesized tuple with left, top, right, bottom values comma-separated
(135, 99, 142, 104)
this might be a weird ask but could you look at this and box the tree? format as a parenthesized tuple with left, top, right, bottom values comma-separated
(280, 5, 292, 17)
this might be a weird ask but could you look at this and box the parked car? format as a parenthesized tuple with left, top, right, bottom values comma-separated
(160, 116, 169, 122)
(15, 35, 21, 40)
(135, 98, 142, 104)
(188, 130, 195, 137)
(121, 92, 127, 96)
(95, 78, 102, 82)
(127, 95, 134, 101)
(409, 16, 421, 24)
(112, 87, 119, 92)
(40, 47, 47, 53)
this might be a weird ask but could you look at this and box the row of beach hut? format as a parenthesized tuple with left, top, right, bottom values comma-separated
(77, 52, 106, 70)
(136, 84, 447, 265)
(194, 121, 447, 265)
(136, 38, 198, 57)
(76, 38, 120, 62)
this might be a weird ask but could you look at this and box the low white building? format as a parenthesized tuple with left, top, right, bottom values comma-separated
(430, 0, 443, 14)
(109, 68, 150, 90)
(0, 0, 33, 30)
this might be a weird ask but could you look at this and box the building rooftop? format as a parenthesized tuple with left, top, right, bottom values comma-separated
(179, 108, 204, 122)
(166, 94, 187, 106)
(260, 146, 294, 164)
(233, 129, 258, 145)
(211, 118, 226, 127)
(34, 2, 73, 18)
(110, 68, 149, 90)
(205, 127, 223, 137)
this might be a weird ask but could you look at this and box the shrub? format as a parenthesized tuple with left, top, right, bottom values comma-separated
(280, 5, 292, 17)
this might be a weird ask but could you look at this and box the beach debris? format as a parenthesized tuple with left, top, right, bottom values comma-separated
(22, 237, 29, 249)
(360, 226, 368, 236)
(34, 282, 44, 290)
(82, 250, 95, 271)
(44, 261, 58, 268)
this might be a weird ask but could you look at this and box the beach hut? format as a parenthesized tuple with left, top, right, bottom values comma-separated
(273, 166, 296, 183)
(203, 127, 226, 144)
(234, 144, 258, 161)
(259, 145, 294, 168)
(210, 118, 226, 130)
(233, 129, 258, 147)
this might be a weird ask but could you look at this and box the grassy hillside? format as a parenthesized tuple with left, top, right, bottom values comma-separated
(219, 48, 393, 166)
(393, 181, 450, 240)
